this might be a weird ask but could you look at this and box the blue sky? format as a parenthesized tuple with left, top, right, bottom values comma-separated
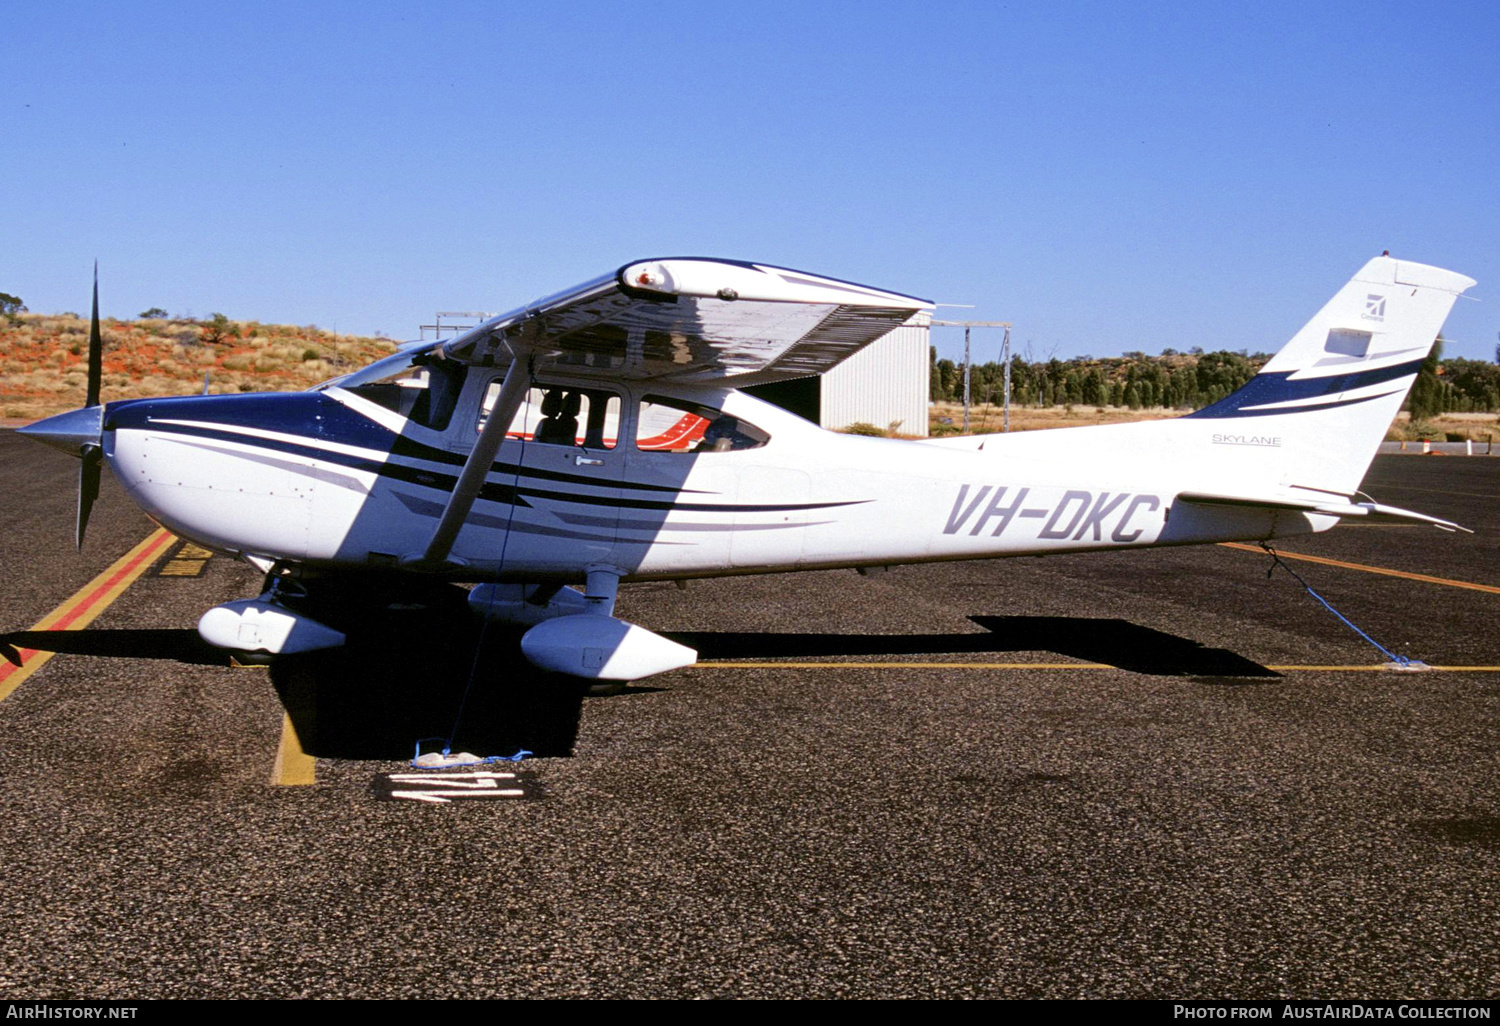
(5, 1, 1497, 363)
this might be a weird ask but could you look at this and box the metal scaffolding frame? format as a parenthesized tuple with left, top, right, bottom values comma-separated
(419, 311, 497, 341)
(931, 319, 1013, 432)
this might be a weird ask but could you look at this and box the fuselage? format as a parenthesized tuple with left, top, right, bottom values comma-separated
(99, 347, 1322, 584)
(15, 254, 1469, 679)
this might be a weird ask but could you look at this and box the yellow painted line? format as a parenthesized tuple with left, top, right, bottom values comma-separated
(271, 713, 317, 786)
(157, 541, 214, 577)
(0, 528, 176, 702)
(701, 661, 1110, 670)
(1218, 541, 1500, 595)
(696, 661, 1500, 672)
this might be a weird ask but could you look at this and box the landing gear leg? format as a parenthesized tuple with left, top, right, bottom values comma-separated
(583, 565, 625, 696)
(583, 564, 622, 618)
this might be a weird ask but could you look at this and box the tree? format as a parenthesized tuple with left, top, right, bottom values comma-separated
(0, 291, 25, 323)
(139, 307, 168, 319)
(1407, 338, 1445, 421)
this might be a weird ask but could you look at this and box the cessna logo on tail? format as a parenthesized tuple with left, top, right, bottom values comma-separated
(1363, 294, 1386, 321)
(944, 485, 1162, 543)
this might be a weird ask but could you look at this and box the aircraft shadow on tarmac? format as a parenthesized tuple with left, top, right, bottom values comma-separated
(1, 628, 231, 666)
(1, 612, 1273, 762)
(666, 615, 1279, 681)
(1, 604, 592, 761)
(267, 621, 591, 762)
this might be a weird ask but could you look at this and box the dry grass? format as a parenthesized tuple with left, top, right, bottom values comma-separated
(0, 313, 397, 421)
(8, 319, 1494, 446)
(1385, 411, 1500, 443)
(930, 401, 1180, 436)
(929, 402, 1500, 442)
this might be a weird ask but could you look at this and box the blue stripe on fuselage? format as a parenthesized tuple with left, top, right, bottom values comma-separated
(104, 391, 862, 515)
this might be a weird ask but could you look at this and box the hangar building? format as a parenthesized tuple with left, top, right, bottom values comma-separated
(746, 312, 931, 437)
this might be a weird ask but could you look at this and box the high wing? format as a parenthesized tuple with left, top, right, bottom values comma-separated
(439, 258, 933, 386)
(415, 258, 930, 568)
(1176, 490, 1471, 533)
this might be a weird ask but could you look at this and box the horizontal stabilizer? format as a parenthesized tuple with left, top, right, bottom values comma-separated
(1176, 491, 1470, 533)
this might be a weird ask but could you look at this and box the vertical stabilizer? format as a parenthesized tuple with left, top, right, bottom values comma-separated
(1187, 255, 1474, 493)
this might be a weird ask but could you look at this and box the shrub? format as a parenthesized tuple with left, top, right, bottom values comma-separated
(202, 313, 235, 346)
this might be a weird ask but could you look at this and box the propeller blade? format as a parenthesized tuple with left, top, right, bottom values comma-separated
(76, 444, 101, 549)
(85, 262, 102, 408)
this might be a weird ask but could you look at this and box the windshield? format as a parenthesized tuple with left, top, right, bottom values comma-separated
(315, 342, 447, 392)
(321, 342, 472, 431)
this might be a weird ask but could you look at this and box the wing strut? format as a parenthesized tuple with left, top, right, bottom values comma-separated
(405, 340, 536, 570)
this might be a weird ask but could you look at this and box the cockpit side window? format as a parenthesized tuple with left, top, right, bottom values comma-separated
(339, 351, 468, 431)
(478, 383, 621, 449)
(637, 395, 769, 453)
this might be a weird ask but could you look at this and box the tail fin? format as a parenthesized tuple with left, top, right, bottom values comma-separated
(1188, 255, 1474, 494)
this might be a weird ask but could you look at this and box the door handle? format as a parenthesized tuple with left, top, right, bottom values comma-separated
(575, 455, 603, 467)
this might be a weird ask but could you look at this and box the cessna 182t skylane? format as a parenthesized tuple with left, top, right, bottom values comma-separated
(18, 255, 1474, 681)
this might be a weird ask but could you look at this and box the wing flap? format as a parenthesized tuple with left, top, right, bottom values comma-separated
(440, 259, 930, 384)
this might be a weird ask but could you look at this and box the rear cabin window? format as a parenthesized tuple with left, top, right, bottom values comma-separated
(637, 396, 769, 453)
(479, 383, 620, 449)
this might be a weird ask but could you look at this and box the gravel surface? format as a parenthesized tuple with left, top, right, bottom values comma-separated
(1, 433, 1496, 999)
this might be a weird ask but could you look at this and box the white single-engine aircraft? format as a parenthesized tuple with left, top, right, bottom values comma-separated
(18, 255, 1474, 681)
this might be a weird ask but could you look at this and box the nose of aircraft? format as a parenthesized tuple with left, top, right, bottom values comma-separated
(16, 405, 103, 457)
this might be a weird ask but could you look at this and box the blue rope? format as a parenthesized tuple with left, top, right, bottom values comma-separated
(411, 738, 531, 768)
(422, 360, 535, 764)
(1259, 542, 1409, 667)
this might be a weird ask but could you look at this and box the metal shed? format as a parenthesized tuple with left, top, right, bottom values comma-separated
(745, 312, 931, 437)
